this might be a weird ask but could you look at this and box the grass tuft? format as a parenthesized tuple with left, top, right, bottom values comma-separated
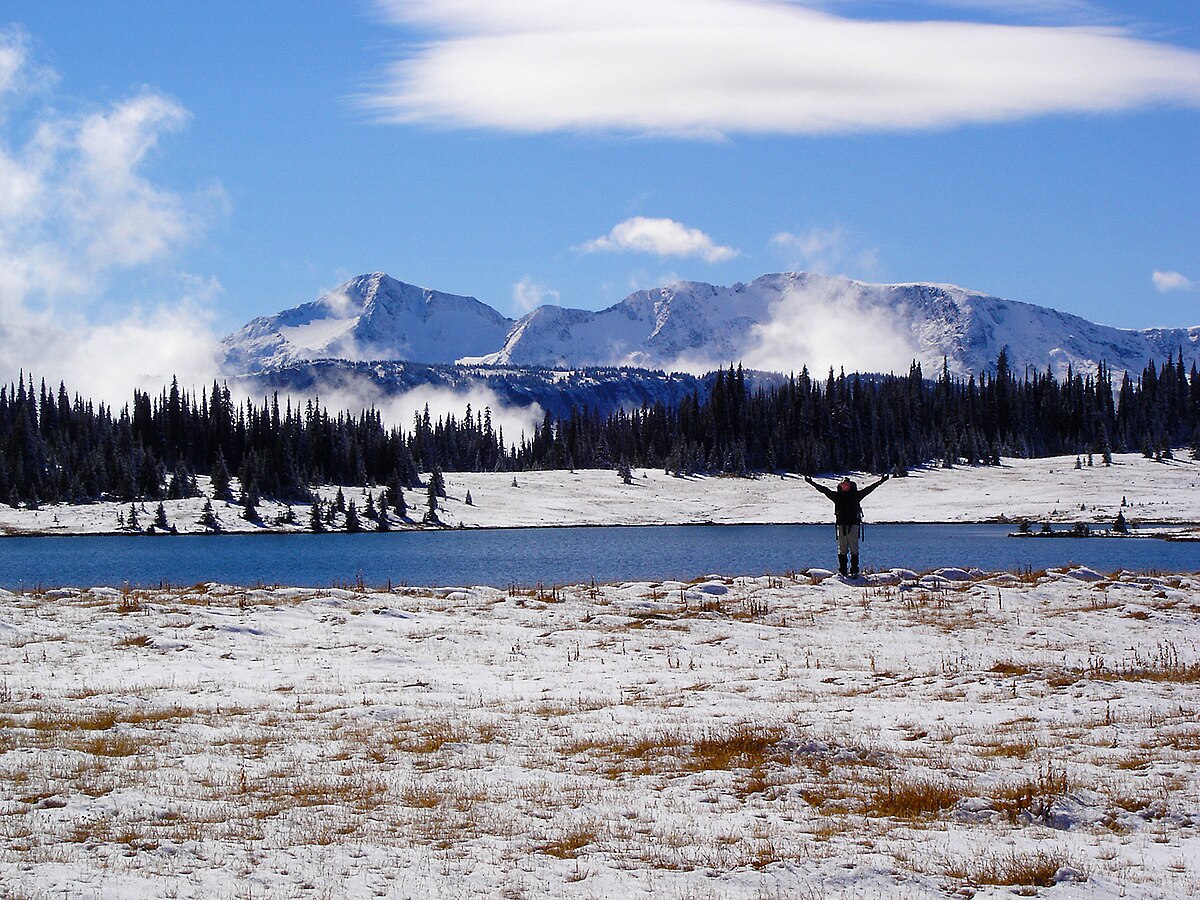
(864, 775, 963, 820)
(969, 849, 1077, 890)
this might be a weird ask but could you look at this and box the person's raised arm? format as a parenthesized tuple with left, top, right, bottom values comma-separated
(858, 473, 890, 498)
(805, 476, 836, 499)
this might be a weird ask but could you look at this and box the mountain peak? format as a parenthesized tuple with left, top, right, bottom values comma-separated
(223, 271, 1200, 379)
(221, 273, 513, 372)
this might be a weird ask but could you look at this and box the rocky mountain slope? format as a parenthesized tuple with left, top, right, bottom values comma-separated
(223, 271, 1199, 382)
(222, 273, 513, 374)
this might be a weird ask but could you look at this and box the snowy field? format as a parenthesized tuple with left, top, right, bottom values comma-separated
(2, 567, 1198, 898)
(1, 450, 1198, 537)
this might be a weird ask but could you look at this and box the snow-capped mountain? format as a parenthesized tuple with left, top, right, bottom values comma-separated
(224, 272, 1199, 381)
(465, 279, 770, 370)
(222, 273, 513, 373)
(475, 273, 1199, 378)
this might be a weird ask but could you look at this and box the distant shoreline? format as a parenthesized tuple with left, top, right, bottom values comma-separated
(2, 450, 1198, 539)
(3, 518, 1198, 540)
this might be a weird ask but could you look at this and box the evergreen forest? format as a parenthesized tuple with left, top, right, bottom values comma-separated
(1, 350, 1198, 508)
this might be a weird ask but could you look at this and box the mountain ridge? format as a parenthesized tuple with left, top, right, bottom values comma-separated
(222, 271, 1200, 381)
(223, 273, 514, 374)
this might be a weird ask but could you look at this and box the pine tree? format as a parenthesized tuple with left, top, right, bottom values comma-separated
(430, 467, 446, 498)
(210, 450, 234, 502)
(345, 500, 362, 533)
(153, 502, 169, 530)
(199, 499, 219, 532)
(242, 492, 260, 523)
(127, 503, 140, 530)
(309, 500, 325, 532)
(423, 481, 439, 524)
(464, 489, 473, 506)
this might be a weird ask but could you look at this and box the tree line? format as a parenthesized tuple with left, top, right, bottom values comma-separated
(523, 352, 1200, 476)
(1, 350, 1197, 508)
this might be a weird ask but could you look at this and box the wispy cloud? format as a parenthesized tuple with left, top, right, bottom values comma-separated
(366, 0, 1200, 136)
(0, 28, 227, 400)
(511, 276, 560, 313)
(770, 226, 881, 279)
(744, 280, 919, 376)
(1152, 270, 1194, 293)
(661, 277, 920, 377)
(578, 217, 739, 262)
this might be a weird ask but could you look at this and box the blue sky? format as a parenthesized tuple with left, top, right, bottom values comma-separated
(0, 0, 1198, 392)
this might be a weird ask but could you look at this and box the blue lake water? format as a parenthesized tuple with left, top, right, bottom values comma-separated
(0, 524, 1196, 589)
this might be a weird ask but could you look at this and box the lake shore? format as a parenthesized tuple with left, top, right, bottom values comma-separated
(1, 449, 1199, 538)
(3, 567, 1198, 898)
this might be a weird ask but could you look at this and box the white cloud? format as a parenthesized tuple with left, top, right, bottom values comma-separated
(512, 276, 560, 313)
(745, 281, 919, 376)
(0, 28, 226, 402)
(305, 375, 544, 443)
(0, 28, 55, 101)
(578, 217, 739, 262)
(1152, 270, 1194, 293)
(367, 0, 1200, 136)
(0, 31, 25, 95)
(662, 278, 919, 377)
(770, 226, 880, 278)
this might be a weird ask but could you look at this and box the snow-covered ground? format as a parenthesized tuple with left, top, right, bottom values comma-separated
(1, 450, 1199, 537)
(2, 568, 1198, 897)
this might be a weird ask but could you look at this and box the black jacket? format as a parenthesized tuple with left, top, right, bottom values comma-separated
(807, 476, 888, 529)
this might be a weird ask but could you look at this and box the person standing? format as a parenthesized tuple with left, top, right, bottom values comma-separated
(805, 474, 889, 577)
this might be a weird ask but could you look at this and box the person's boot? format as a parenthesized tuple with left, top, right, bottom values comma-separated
(838, 554, 848, 577)
(850, 554, 859, 577)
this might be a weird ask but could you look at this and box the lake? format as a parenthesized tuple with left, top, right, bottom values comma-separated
(0, 524, 1196, 589)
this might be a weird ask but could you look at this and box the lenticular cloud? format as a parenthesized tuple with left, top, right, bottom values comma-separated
(368, 0, 1200, 136)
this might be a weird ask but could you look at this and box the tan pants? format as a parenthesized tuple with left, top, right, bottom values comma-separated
(837, 525, 860, 555)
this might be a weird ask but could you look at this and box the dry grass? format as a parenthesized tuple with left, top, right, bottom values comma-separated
(991, 660, 1034, 676)
(563, 723, 792, 782)
(115, 633, 154, 648)
(388, 718, 503, 755)
(980, 735, 1040, 759)
(3, 573, 1199, 897)
(967, 849, 1076, 891)
(685, 724, 790, 772)
(74, 732, 142, 757)
(864, 774, 964, 820)
(990, 764, 1070, 823)
(537, 823, 600, 858)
